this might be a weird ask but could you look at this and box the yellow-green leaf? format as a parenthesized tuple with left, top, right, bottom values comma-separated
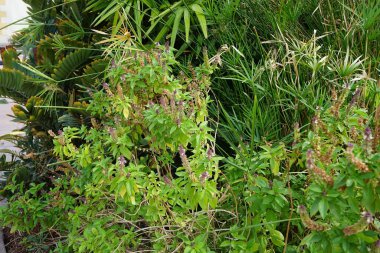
(123, 107, 129, 119)
(119, 184, 127, 198)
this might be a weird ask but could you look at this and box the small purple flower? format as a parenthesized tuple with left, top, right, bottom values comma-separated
(87, 89, 94, 97)
(375, 239, 380, 248)
(312, 116, 318, 126)
(306, 149, 314, 169)
(48, 130, 56, 137)
(163, 175, 172, 186)
(108, 127, 117, 139)
(102, 82, 109, 89)
(157, 51, 161, 63)
(160, 96, 168, 108)
(349, 88, 361, 107)
(361, 211, 374, 224)
(207, 147, 214, 160)
(119, 156, 126, 168)
(57, 130, 63, 135)
(177, 100, 184, 112)
(111, 60, 116, 68)
(200, 171, 210, 183)
(179, 145, 185, 157)
(364, 127, 373, 141)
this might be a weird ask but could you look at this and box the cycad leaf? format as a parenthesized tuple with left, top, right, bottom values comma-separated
(0, 69, 24, 91)
(81, 59, 108, 86)
(51, 49, 94, 82)
(0, 69, 38, 102)
(58, 114, 82, 127)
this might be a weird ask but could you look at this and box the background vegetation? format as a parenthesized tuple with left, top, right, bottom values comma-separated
(0, 0, 379, 252)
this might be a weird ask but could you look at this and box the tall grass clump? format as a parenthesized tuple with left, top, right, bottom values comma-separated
(206, 0, 379, 149)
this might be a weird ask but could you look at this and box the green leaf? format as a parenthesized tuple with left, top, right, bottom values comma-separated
(171, 7, 184, 47)
(183, 8, 190, 42)
(91, 0, 121, 26)
(220, 241, 231, 247)
(123, 107, 129, 119)
(154, 15, 175, 42)
(309, 183, 323, 193)
(318, 198, 328, 219)
(190, 4, 208, 38)
(362, 183, 375, 212)
(119, 184, 127, 198)
(270, 229, 285, 246)
(270, 158, 280, 175)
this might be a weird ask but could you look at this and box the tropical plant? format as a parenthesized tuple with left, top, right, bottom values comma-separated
(0, 0, 111, 185)
(85, 0, 209, 48)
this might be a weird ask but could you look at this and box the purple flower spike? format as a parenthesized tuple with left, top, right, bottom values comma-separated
(179, 145, 185, 157)
(361, 211, 374, 224)
(364, 127, 373, 141)
(119, 156, 126, 168)
(207, 147, 214, 160)
(108, 127, 117, 140)
(163, 175, 172, 186)
(200, 171, 210, 183)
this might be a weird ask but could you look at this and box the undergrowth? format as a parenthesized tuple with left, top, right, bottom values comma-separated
(0, 0, 379, 252)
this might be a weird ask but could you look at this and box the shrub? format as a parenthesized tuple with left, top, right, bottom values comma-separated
(297, 87, 380, 252)
(1, 45, 221, 252)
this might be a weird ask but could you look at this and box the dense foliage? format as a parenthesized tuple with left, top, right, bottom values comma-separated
(0, 0, 379, 252)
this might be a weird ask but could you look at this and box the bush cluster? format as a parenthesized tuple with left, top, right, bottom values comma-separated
(0, 0, 379, 252)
